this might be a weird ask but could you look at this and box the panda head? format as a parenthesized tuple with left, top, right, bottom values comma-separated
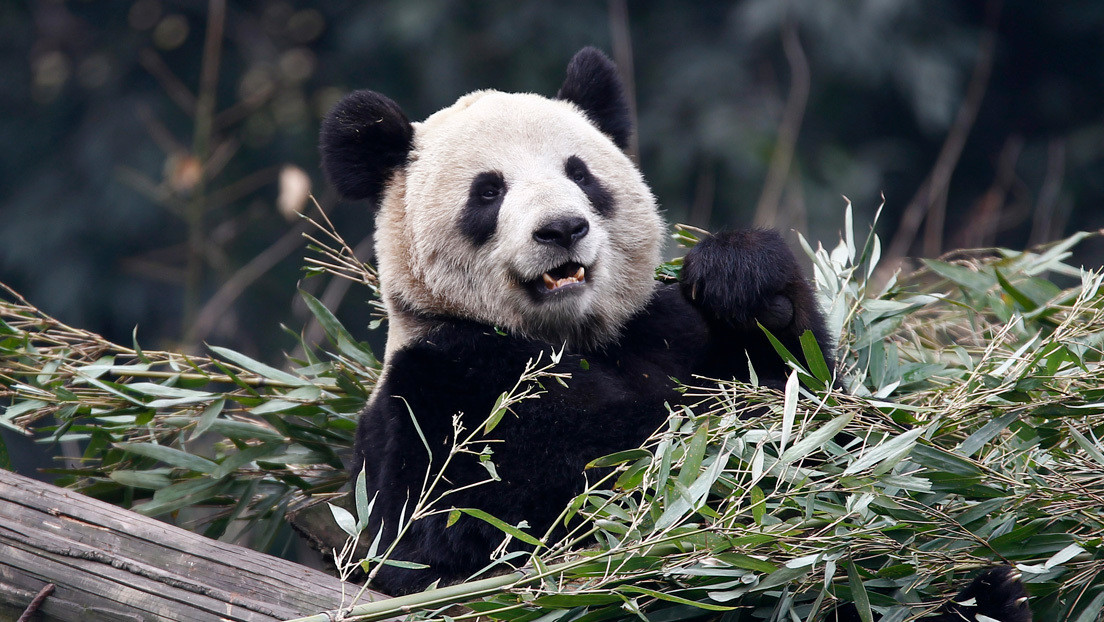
(320, 48, 663, 353)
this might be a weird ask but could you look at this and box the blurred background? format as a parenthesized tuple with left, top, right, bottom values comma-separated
(2, 0, 1103, 362)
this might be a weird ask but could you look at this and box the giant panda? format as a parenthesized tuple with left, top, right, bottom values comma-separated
(319, 47, 1031, 622)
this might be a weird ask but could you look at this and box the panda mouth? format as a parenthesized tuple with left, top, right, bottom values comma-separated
(526, 262, 588, 298)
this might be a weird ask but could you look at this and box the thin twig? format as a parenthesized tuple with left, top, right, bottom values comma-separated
(1029, 138, 1067, 246)
(754, 19, 810, 228)
(17, 583, 55, 622)
(186, 219, 313, 344)
(883, 0, 1001, 266)
(138, 48, 196, 115)
(607, 0, 639, 162)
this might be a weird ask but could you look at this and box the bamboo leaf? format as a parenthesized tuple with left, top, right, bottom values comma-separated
(842, 428, 924, 476)
(847, 560, 873, 622)
(189, 398, 225, 441)
(329, 503, 358, 538)
(780, 370, 798, 455)
(116, 442, 218, 473)
(208, 345, 308, 386)
(778, 413, 853, 464)
(799, 330, 832, 385)
(455, 508, 542, 547)
(617, 585, 734, 612)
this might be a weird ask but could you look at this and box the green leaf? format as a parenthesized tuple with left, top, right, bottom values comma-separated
(208, 345, 308, 386)
(587, 448, 651, 469)
(212, 442, 282, 479)
(655, 449, 729, 530)
(617, 585, 734, 612)
(677, 424, 709, 487)
(715, 553, 777, 574)
(75, 355, 116, 380)
(116, 442, 218, 473)
(189, 398, 225, 441)
(137, 478, 223, 517)
(842, 428, 924, 475)
(455, 508, 542, 547)
(1069, 588, 1104, 622)
(374, 559, 431, 570)
(329, 502, 358, 537)
(752, 564, 809, 592)
(109, 470, 172, 490)
(780, 369, 798, 454)
(995, 268, 1038, 311)
(203, 419, 285, 442)
(398, 396, 432, 461)
(956, 411, 1020, 457)
(847, 560, 873, 622)
(749, 485, 765, 525)
(485, 392, 509, 434)
(799, 330, 833, 384)
(1067, 424, 1104, 468)
(758, 323, 811, 380)
(779, 413, 853, 464)
(922, 259, 994, 293)
(354, 469, 373, 530)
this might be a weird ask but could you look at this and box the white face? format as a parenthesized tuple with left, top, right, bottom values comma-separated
(374, 90, 663, 351)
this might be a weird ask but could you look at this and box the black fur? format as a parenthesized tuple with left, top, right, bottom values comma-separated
(832, 566, 1031, 622)
(354, 229, 833, 595)
(459, 171, 506, 246)
(319, 90, 414, 203)
(556, 47, 632, 150)
(565, 155, 615, 217)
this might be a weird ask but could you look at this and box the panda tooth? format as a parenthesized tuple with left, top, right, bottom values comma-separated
(574, 266, 585, 281)
(542, 273, 556, 290)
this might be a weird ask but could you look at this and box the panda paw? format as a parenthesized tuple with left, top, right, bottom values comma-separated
(679, 229, 800, 330)
(830, 566, 1031, 622)
(932, 566, 1032, 622)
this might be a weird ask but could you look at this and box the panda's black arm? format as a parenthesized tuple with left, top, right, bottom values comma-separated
(679, 228, 835, 385)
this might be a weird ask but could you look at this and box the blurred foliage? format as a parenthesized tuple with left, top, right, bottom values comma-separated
(3, 0, 1104, 361)
(5, 210, 1104, 619)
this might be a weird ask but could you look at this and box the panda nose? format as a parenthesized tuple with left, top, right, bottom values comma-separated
(533, 217, 589, 249)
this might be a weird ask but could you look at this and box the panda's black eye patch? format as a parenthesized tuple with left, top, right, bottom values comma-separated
(565, 156, 614, 217)
(474, 174, 504, 203)
(460, 171, 506, 246)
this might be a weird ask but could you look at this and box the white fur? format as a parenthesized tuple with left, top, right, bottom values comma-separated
(374, 90, 663, 356)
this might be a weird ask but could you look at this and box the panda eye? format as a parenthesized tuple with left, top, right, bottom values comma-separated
(565, 156, 591, 185)
(469, 172, 506, 206)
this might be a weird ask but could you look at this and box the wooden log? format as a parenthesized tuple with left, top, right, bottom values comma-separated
(0, 469, 388, 621)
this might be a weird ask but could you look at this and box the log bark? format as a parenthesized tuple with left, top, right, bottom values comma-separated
(0, 469, 387, 621)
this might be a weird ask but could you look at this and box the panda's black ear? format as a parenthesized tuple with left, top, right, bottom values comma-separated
(556, 47, 632, 150)
(319, 90, 414, 203)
